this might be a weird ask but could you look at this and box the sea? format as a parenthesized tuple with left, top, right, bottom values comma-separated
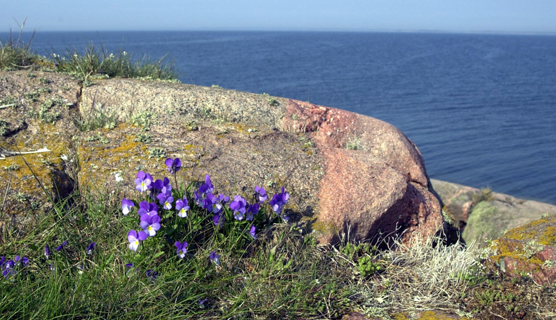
(3, 31, 556, 204)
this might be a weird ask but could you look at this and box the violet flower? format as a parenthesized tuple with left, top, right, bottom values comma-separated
(209, 251, 220, 266)
(174, 241, 188, 259)
(176, 198, 190, 218)
(44, 245, 52, 259)
(146, 269, 158, 281)
(2, 260, 15, 278)
(121, 198, 135, 215)
(157, 192, 174, 210)
(270, 187, 289, 215)
(213, 213, 223, 227)
(55, 241, 68, 251)
(203, 193, 222, 214)
(153, 177, 172, 192)
(137, 201, 158, 216)
(135, 171, 153, 193)
(246, 203, 259, 221)
(218, 194, 230, 204)
(140, 214, 161, 237)
(230, 195, 247, 220)
(254, 186, 267, 202)
(86, 242, 96, 255)
(165, 158, 182, 174)
(249, 225, 257, 240)
(128, 230, 148, 252)
(198, 175, 214, 195)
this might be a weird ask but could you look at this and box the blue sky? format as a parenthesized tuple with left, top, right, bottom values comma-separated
(2, 0, 556, 34)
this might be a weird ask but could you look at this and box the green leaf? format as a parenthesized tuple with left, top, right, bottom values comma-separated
(152, 251, 165, 260)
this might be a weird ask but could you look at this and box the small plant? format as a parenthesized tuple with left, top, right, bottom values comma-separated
(0, 120, 10, 136)
(39, 77, 51, 84)
(84, 132, 109, 144)
(38, 87, 52, 93)
(14, 192, 29, 203)
(133, 132, 152, 143)
(357, 256, 383, 277)
(148, 147, 165, 158)
(38, 99, 60, 124)
(2, 164, 20, 171)
(76, 107, 118, 131)
(24, 91, 39, 102)
(0, 96, 18, 107)
(186, 120, 198, 131)
(262, 93, 279, 106)
(26, 72, 36, 78)
(346, 136, 362, 150)
(130, 111, 154, 131)
(471, 188, 494, 204)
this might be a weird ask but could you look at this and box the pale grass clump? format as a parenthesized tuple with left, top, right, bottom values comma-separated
(355, 235, 485, 316)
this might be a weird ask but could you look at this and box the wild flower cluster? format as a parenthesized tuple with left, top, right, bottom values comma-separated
(121, 157, 290, 273)
(0, 157, 289, 287)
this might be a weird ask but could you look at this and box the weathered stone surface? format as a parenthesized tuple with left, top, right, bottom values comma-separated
(0, 71, 80, 219)
(1, 71, 451, 245)
(431, 179, 556, 246)
(486, 214, 556, 286)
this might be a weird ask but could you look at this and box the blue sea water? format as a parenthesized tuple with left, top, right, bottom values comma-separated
(3, 31, 556, 204)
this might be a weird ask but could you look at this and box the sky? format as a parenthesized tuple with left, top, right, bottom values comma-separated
(2, 0, 556, 34)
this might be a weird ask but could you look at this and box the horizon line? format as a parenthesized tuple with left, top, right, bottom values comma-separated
(3, 28, 556, 37)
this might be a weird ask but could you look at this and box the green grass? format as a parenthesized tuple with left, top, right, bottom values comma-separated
(0, 26, 178, 82)
(0, 160, 500, 319)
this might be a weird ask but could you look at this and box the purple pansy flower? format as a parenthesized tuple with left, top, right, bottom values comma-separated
(146, 269, 158, 281)
(121, 198, 134, 215)
(14, 255, 29, 267)
(198, 175, 214, 195)
(209, 251, 220, 266)
(246, 203, 259, 221)
(174, 241, 188, 259)
(140, 214, 161, 237)
(254, 186, 267, 202)
(194, 190, 204, 206)
(2, 260, 15, 277)
(270, 187, 289, 215)
(230, 195, 247, 220)
(44, 245, 52, 258)
(135, 171, 153, 193)
(176, 198, 190, 218)
(218, 194, 230, 204)
(213, 213, 223, 226)
(128, 230, 148, 252)
(86, 242, 96, 255)
(137, 201, 158, 216)
(157, 192, 174, 210)
(153, 177, 172, 192)
(249, 225, 257, 240)
(55, 241, 68, 251)
(203, 193, 222, 213)
(165, 158, 182, 174)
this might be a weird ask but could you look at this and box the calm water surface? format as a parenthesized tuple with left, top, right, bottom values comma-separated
(4, 31, 556, 204)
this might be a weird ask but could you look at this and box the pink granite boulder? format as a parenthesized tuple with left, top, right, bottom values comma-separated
(281, 99, 447, 245)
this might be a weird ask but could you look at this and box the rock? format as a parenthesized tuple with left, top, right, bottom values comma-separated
(485, 214, 556, 286)
(430, 179, 556, 246)
(0, 71, 452, 245)
(0, 71, 80, 221)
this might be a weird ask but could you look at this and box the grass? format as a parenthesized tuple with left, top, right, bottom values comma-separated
(0, 25, 178, 82)
(4, 158, 554, 319)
